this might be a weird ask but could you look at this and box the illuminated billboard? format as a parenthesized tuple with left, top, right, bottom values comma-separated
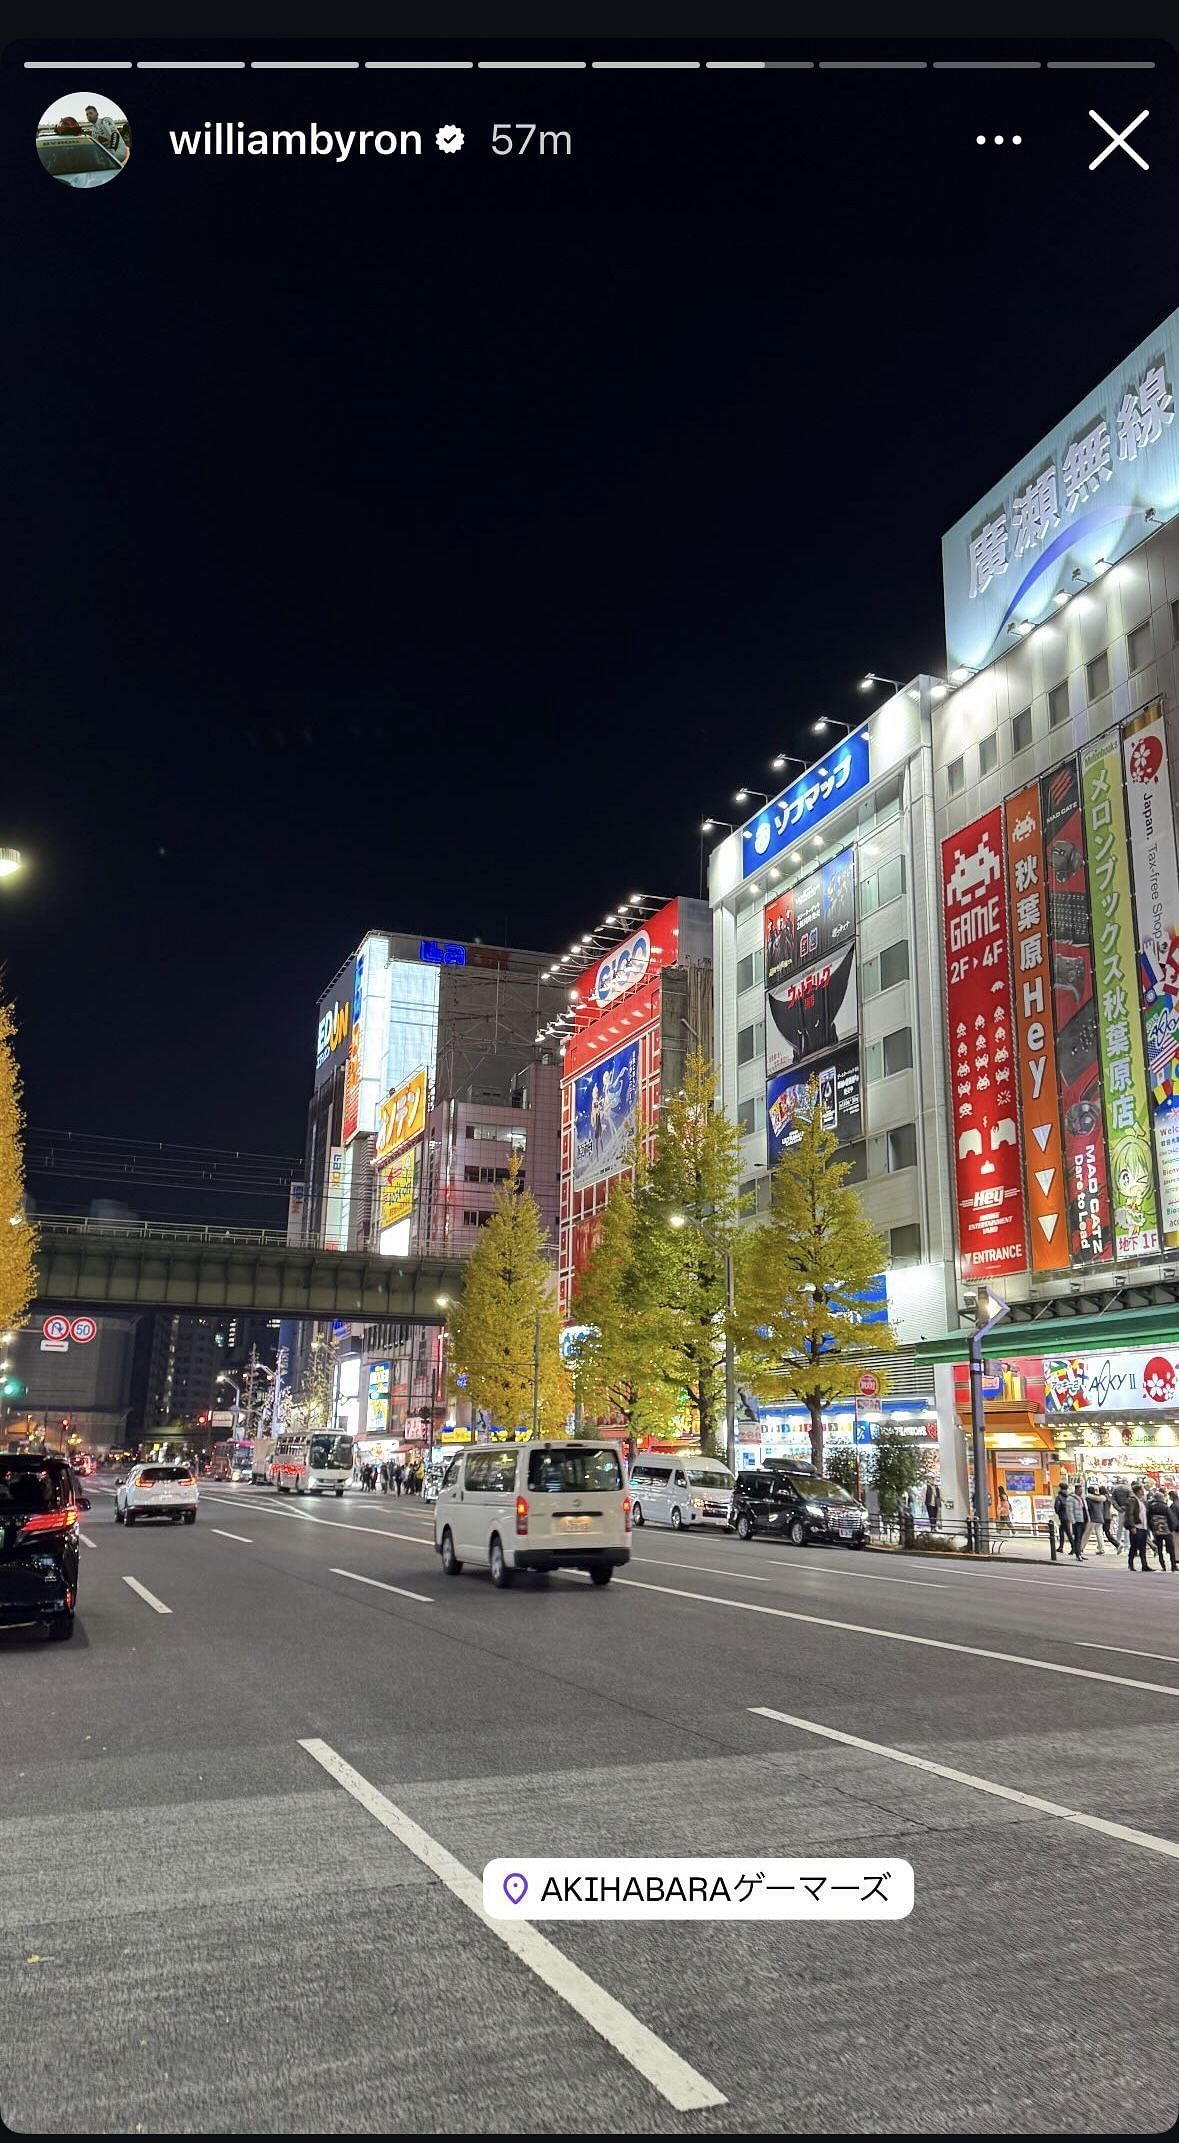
(1122, 700, 1179, 1247)
(766, 1045, 861, 1162)
(314, 957, 355, 1087)
(1042, 759, 1114, 1267)
(378, 1147, 416, 1232)
(1080, 729, 1158, 1261)
(573, 1038, 640, 1192)
(764, 847, 857, 1078)
(941, 810, 1027, 1279)
(1003, 784, 1068, 1272)
(374, 1067, 428, 1165)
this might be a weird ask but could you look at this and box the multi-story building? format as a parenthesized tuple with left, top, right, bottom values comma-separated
(129, 1311, 224, 1438)
(926, 303, 1179, 1519)
(708, 695, 957, 1469)
(6, 1313, 138, 1454)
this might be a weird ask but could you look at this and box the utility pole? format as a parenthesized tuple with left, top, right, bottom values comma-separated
(531, 1311, 540, 1439)
(723, 1246, 737, 1476)
(968, 1284, 1009, 1554)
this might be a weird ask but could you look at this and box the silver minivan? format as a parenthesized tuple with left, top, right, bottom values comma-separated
(629, 1455, 735, 1531)
(433, 1441, 632, 1587)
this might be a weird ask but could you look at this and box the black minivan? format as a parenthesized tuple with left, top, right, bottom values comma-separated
(0, 1454, 89, 1641)
(730, 1468, 869, 1549)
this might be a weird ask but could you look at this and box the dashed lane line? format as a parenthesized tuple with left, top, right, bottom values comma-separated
(121, 1575, 172, 1616)
(299, 1737, 725, 2112)
(330, 1568, 433, 1604)
(209, 1527, 253, 1544)
(750, 1705, 1179, 1862)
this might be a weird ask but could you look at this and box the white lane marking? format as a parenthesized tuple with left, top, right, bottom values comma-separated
(78, 1531, 96, 1549)
(331, 1568, 432, 1605)
(209, 1527, 253, 1544)
(121, 1575, 172, 1616)
(201, 1493, 433, 1551)
(614, 1577, 1179, 1698)
(635, 1556, 769, 1582)
(1074, 1640, 1179, 1665)
(757, 1556, 947, 1590)
(750, 1706, 1179, 1863)
(299, 1737, 725, 2112)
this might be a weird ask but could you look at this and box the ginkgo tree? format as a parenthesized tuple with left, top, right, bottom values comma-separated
(0, 998, 36, 1339)
(733, 1081, 895, 1472)
(449, 1155, 571, 1436)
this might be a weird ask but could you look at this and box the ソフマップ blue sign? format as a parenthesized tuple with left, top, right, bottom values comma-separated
(741, 731, 871, 882)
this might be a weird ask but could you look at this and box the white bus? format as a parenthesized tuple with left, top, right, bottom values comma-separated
(210, 1439, 254, 1483)
(271, 1431, 355, 1496)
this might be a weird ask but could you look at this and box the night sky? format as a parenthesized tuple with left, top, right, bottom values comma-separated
(7, 43, 1178, 1187)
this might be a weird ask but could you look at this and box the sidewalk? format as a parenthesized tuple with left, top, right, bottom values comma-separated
(879, 1526, 1136, 1568)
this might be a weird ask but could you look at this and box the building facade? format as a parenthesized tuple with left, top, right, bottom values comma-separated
(929, 305, 1179, 1515)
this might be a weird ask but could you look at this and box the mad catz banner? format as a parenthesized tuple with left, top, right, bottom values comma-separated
(1122, 700, 1179, 1248)
(1041, 758, 1114, 1267)
(942, 809, 1027, 1278)
(1080, 730, 1159, 1260)
(1003, 785, 1068, 1271)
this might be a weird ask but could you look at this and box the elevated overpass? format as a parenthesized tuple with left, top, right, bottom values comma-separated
(34, 1218, 467, 1322)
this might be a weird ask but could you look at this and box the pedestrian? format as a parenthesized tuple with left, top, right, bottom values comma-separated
(1145, 1486, 1177, 1571)
(1053, 1479, 1071, 1558)
(996, 1485, 1014, 1533)
(1065, 1480, 1089, 1561)
(1125, 1481, 1153, 1572)
(1085, 1482, 1106, 1555)
(396, 1462, 404, 1496)
(1110, 1478, 1131, 1546)
(1167, 1486, 1179, 1539)
(383, 1461, 392, 1494)
(1100, 1486, 1119, 1549)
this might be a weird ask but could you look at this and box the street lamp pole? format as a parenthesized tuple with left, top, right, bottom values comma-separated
(968, 1285, 1009, 1554)
(531, 1310, 540, 1439)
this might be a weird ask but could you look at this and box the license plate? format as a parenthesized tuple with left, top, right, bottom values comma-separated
(561, 1515, 592, 1532)
(837, 1514, 855, 1534)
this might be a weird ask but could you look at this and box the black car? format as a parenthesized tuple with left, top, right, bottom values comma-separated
(730, 1468, 869, 1549)
(0, 1454, 90, 1641)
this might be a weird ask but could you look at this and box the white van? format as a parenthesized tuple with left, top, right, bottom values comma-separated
(629, 1454, 734, 1531)
(433, 1441, 631, 1588)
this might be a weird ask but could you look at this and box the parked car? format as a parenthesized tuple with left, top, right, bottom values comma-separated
(434, 1440, 631, 1587)
(730, 1468, 868, 1548)
(0, 1453, 90, 1641)
(629, 1455, 735, 1530)
(115, 1462, 199, 1526)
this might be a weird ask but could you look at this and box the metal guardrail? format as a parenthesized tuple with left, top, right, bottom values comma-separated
(37, 1217, 477, 1261)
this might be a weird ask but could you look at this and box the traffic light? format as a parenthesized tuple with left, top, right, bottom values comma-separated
(3, 1377, 24, 1399)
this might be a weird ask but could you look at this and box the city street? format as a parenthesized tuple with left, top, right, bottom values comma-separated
(3, 1478, 1178, 2136)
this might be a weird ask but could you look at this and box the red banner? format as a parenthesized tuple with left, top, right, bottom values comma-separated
(942, 809, 1027, 1279)
(1040, 757, 1113, 1267)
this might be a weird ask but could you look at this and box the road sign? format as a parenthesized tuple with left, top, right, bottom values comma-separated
(43, 1315, 70, 1342)
(857, 1372, 880, 1399)
(70, 1316, 97, 1344)
(209, 1410, 236, 1429)
(40, 1339, 69, 1353)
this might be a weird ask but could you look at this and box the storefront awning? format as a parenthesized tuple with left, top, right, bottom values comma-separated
(914, 1301, 1179, 1366)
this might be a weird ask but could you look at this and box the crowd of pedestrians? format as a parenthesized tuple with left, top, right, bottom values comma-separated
(1052, 1476, 1179, 1570)
(356, 1457, 423, 1496)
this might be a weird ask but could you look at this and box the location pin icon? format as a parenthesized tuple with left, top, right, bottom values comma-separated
(503, 1871, 528, 1906)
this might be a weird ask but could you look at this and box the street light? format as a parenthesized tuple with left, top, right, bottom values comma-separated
(734, 787, 769, 807)
(812, 715, 852, 738)
(0, 850, 23, 880)
(668, 1211, 737, 1473)
(701, 817, 734, 834)
(771, 753, 805, 775)
(216, 1373, 241, 1435)
(858, 673, 900, 695)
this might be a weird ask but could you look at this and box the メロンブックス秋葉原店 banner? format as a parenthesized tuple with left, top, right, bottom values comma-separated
(1122, 701, 1179, 1248)
(942, 809, 1027, 1279)
(1080, 728, 1159, 1260)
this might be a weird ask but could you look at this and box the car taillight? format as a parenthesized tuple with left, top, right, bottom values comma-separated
(18, 1508, 78, 1539)
(515, 1495, 529, 1536)
(623, 1495, 632, 1533)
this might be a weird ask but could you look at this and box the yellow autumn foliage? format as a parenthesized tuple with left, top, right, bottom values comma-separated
(0, 1000, 37, 1335)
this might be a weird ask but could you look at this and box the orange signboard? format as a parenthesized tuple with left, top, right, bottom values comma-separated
(1004, 783, 1069, 1271)
(374, 1067, 428, 1165)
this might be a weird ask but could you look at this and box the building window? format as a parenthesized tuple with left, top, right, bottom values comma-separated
(737, 1020, 763, 1067)
(879, 940, 909, 992)
(736, 948, 764, 995)
(979, 732, 998, 778)
(890, 1223, 922, 1264)
(947, 755, 965, 798)
(1086, 650, 1110, 702)
(462, 1209, 492, 1227)
(1127, 619, 1153, 673)
(883, 1027, 914, 1076)
(887, 1122, 918, 1172)
(865, 1040, 882, 1083)
(737, 1094, 765, 1136)
(843, 1141, 868, 1185)
(860, 874, 878, 920)
(877, 855, 906, 908)
(1012, 706, 1033, 755)
(1048, 682, 1070, 729)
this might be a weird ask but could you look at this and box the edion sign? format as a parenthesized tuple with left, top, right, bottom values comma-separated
(592, 928, 651, 1010)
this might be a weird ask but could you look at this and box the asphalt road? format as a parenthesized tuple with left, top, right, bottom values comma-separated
(3, 1473, 1179, 2136)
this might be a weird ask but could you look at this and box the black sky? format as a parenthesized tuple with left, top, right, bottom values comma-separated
(8, 44, 1178, 1181)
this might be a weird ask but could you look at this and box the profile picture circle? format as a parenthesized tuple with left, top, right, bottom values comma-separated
(36, 92, 131, 189)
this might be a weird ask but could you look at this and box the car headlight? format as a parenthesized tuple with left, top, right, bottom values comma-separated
(691, 1496, 705, 1509)
(805, 1500, 825, 1515)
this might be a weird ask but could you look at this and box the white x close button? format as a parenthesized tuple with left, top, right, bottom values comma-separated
(1088, 109, 1150, 172)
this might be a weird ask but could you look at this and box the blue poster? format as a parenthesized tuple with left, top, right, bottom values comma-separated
(573, 1039, 640, 1191)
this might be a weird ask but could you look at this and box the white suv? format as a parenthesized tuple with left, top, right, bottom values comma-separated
(116, 1462, 199, 1526)
(434, 1441, 631, 1588)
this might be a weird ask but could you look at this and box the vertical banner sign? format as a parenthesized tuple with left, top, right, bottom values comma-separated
(1041, 758, 1114, 1268)
(1122, 700, 1179, 1247)
(1003, 786, 1069, 1270)
(1080, 730, 1159, 1260)
(941, 809, 1027, 1279)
